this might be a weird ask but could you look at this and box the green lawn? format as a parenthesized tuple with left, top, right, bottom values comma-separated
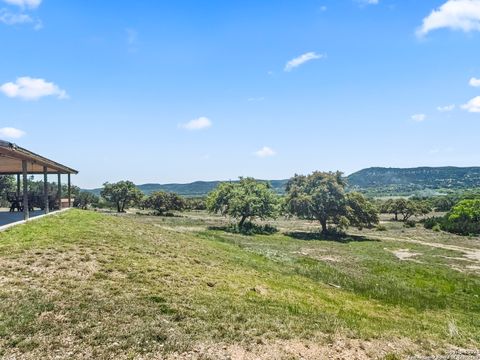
(0, 210, 479, 359)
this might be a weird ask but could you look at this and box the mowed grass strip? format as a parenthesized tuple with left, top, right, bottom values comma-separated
(0, 210, 478, 359)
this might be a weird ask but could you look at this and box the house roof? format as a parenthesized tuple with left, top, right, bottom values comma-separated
(0, 140, 78, 175)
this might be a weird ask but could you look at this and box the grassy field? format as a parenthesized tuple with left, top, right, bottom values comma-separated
(0, 210, 479, 359)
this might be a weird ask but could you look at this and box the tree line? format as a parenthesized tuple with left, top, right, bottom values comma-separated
(83, 172, 379, 234)
(68, 171, 480, 236)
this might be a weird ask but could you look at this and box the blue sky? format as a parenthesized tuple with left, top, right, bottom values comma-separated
(1, 0, 480, 188)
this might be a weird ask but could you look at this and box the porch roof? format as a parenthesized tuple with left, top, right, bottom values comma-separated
(0, 140, 78, 175)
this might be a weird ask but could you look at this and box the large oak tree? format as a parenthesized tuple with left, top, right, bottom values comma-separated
(285, 171, 378, 233)
(101, 181, 143, 213)
(207, 177, 278, 227)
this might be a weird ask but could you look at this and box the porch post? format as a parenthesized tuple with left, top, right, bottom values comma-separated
(16, 174, 20, 197)
(43, 166, 49, 214)
(57, 173, 62, 210)
(68, 173, 72, 208)
(22, 160, 29, 221)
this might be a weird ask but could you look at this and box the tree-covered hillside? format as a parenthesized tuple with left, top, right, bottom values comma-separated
(84, 167, 480, 198)
(347, 167, 480, 195)
(87, 180, 289, 197)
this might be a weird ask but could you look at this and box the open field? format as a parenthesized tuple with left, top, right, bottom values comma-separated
(0, 210, 479, 359)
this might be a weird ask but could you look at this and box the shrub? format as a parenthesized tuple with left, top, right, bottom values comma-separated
(423, 200, 480, 236)
(376, 224, 387, 231)
(74, 191, 100, 210)
(403, 220, 416, 228)
(423, 216, 444, 229)
(209, 222, 278, 236)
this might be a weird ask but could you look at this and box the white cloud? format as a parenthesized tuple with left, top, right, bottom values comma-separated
(0, 10, 41, 29)
(2, 0, 41, 9)
(180, 117, 212, 131)
(0, 77, 68, 100)
(469, 77, 480, 87)
(0, 127, 25, 139)
(284, 52, 325, 72)
(0, 9, 42, 29)
(437, 104, 455, 112)
(461, 96, 480, 112)
(355, 0, 379, 6)
(0, 0, 42, 29)
(411, 113, 427, 122)
(255, 146, 276, 158)
(417, 0, 480, 37)
(0, 9, 30, 24)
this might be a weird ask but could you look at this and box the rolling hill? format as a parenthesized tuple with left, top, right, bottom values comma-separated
(85, 167, 480, 197)
(347, 166, 480, 195)
(87, 179, 289, 197)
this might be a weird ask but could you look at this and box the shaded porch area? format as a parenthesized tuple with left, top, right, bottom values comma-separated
(0, 209, 45, 227)
(0, 140, 78, 228)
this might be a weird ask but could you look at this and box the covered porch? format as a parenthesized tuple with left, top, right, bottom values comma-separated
(0, 140, 78, 227)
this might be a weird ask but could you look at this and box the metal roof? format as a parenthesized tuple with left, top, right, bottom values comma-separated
(0, 140, 78, 175)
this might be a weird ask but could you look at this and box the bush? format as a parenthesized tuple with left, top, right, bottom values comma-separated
(423, 200, 480, 236)
(209, 222, 278, 236)
(423, 216, 444, 229)
(404, 220, 416, 228)
(376, 224, 387, 231)
(74, 191, 100, 210)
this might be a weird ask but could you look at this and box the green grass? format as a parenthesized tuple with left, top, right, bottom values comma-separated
(0, 210, 479, 359)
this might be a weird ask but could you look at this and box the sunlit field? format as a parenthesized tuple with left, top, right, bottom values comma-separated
(0, 210, 478, 359)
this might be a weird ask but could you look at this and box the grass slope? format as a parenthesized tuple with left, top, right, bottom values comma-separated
(0, 210, 479, 359)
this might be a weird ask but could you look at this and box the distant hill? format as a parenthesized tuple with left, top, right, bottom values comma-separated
(86, 179, 289, 197)
(347, 166, 480, 195)
(85, 167, 480, 198)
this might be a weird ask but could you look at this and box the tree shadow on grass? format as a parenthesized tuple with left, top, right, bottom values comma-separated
(135, 211, 184, 218)
(208, 223, 278, 236)
(285, 230, 378, 243)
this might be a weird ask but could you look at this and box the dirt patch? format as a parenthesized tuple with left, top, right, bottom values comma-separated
(466, 265, 480, 273)
(409, 349, 480, 359)
(317, 255, 340, 262)
(372, 234, 480, 267)
(164, 337, 420, 360)
(390, 249, 421, 261)
(406, 240, 480, 267)
(464, 251, 480, 262)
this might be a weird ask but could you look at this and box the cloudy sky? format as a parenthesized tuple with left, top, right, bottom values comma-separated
(1, 0, 480, 188)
